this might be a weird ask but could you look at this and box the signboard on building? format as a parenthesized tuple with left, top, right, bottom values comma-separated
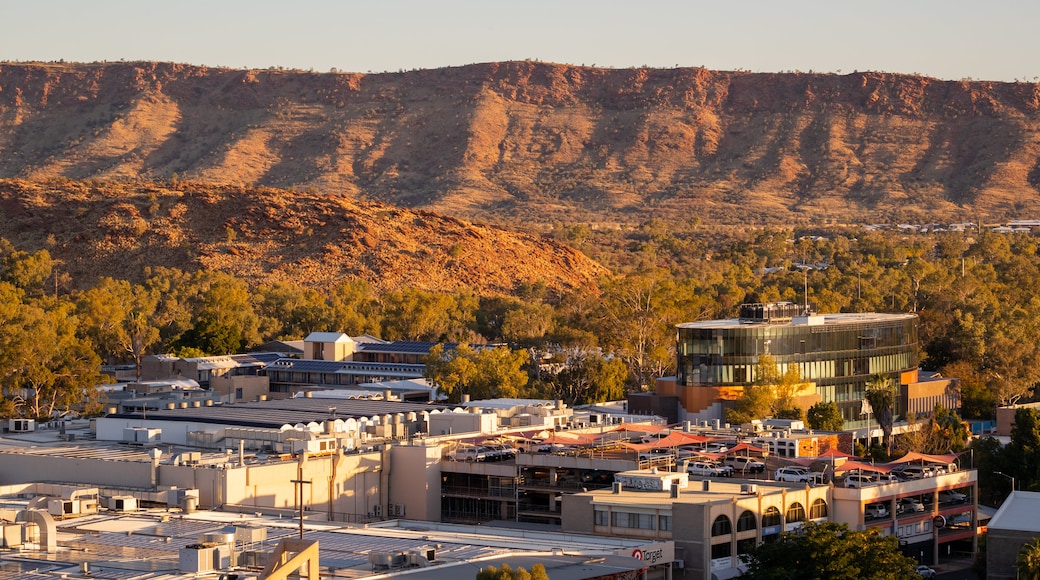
(614, 471, 688, 492)
(615, 541, 674, 565)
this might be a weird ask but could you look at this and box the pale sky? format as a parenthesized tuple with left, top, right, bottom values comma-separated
(2, 0, 1038, 82)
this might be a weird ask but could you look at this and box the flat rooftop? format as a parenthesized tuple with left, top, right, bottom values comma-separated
(0, 504, 647, 580)
(107, 396, 444, 429)
(677, 311, 916, 330)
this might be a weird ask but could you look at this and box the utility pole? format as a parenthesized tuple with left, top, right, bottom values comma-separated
(293, 452, 311, 539)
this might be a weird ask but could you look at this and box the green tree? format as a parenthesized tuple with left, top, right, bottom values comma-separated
(381, 288, 474, 342)
(925, 404, 971, 453)
(538, 350, 628, 405)
(254, 281, 326, 340)
(424, 344, 528, 403)
(1005, 408, 1040, 492)
(77, 277, 161, 380)
(501, 302, 555, 345)
(726, 354, 808, 425)
(0, 241, 53, 297)
(0, 296, 105, 419)
(595, 270, 686, 389)
(475, 563, 546, 580)
(326, 279, 381, 336)
(1018, 537, 1040, 580)
(741, 521, 918, 579)
(806, 401, 845, 431)
(864, 373, 897, 457)
(171, 271, 260, 354)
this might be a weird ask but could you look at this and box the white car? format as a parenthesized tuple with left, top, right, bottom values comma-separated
(638, 448, 674, 461)
(775, 467, 810, 482)
(899, 497, 926, 513)
(939, 489, 968, 503)
(688, 461, 727, 477)
(844, 474, 878, 488)
(865, 503, 889, 519)
(724, 456, 766, 473)
(915, 564, 936, 578)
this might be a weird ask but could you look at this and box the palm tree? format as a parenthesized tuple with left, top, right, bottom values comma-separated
(864, 373, 896, 457)
(1017, 537, 1040, 580)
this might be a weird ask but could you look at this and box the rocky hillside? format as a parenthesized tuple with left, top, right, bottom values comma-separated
(3, 61, 1040, 224)
(0, 178, 606, 295)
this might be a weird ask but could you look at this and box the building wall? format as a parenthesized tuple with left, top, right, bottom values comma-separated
(996, 402, 1040, 437)
(988, 528, 1037, 580)
(388, 444, 443, 522)
(675, 313, 919, 427)
(159, 451, 382, 517)
(211, 374, 270, 403)
(906, 378, 959, 418)
(0, 452, 153, 488)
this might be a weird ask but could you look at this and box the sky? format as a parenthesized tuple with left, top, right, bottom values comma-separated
(3, 0, 1039, 82)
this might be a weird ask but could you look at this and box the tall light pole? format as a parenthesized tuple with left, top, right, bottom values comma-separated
(995, 471, 1015, 495)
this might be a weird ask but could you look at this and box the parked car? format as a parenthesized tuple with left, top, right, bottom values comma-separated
(899, 497, 926, 513)
(704, 442, 730, 453)
(640, 431, 671, 444)
(724, 455, 766, 473)
(915, 564, 936, 578)
(638, 447, 674, 461)
(843, 474, 878, 488)
(775, 467, 810, 482)
(688, 461, 727, 477)
(448, 446, 489, 462)
(865, 503, 889, 519)
(938, 489, 968, 503)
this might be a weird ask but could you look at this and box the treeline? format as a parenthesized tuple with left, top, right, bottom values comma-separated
(2, 220, 1039, 420)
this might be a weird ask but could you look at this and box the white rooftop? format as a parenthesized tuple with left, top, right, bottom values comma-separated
(304, 332, 353, 343)
(988, 490, 1040, 532)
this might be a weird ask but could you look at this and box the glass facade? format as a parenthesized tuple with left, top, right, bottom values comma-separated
(677, 311, 918, 425)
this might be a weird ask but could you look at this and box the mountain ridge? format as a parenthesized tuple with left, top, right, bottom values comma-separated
(2, 60, 1040, 223)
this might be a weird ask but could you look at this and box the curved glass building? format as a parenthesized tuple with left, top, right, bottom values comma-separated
(675, 302, 918, 426)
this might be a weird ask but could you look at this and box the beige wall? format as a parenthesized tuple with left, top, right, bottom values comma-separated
(560, 494, 595, 534)
(388, 444, 443, 522)
(0, 453, 153, 488)
(0, 448, 383, 522)
(211, 374, 270, 403)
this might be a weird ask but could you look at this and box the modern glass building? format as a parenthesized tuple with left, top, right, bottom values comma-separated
(676, 302, 919, 425)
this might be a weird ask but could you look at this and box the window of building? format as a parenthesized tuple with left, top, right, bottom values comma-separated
(595, 510, 609, 526)
(809, 498, 828, 519)
(786, 502, 806, 523)
(737, 537, 757, 555)
(737, 510, 757, 532)
(612, 511, 655, 530)
(711, 515, 732, 536)
(711, 541, 732, 559)
(659, 515, 672, 531)
(762, 507, 781, 528)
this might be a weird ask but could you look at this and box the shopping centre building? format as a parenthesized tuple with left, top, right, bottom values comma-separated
(642, 302, 955, 429)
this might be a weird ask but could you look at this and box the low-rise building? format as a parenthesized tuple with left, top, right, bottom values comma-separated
(561, 466, 979, 579)
(986, 491, 1040, 580)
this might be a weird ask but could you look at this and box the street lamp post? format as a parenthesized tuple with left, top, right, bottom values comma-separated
(994, 471, 1015, 494)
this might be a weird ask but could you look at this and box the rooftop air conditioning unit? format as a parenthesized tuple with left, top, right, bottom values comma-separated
(740, 483, 758, 494)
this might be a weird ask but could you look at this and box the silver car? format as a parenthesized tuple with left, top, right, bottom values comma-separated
(775, 467, 810, 482)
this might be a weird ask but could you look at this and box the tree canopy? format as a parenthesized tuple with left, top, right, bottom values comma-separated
(424, 344, 529, 403)
(740, 522, 919, 580)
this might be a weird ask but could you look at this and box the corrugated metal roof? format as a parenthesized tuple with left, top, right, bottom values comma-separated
(108, 397, 442, 429)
